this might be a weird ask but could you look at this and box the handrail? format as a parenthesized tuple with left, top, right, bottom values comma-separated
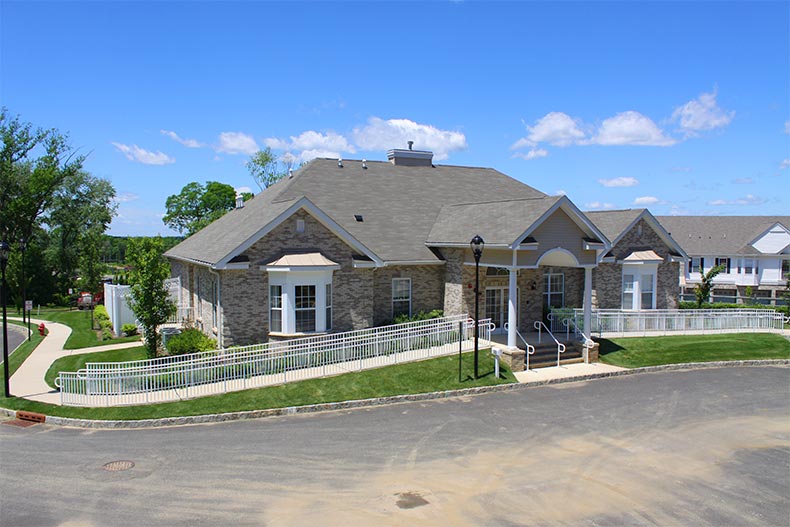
(562, 318, 595, 364)
(533, 320, 566, 367)
(504, 323, 536, 370)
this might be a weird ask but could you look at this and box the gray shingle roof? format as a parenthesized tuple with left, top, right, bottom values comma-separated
(655, 216, 790, 255)
(427, 196, 561, 246)
(166, 158, 547, 265)
(584, 209, 645, 243)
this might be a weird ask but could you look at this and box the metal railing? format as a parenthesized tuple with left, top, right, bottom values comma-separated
(504, 323, 536, 370)
(564, 308, 785, 336)
(55, 315, 493, 407)
(164, 305, 193, 326)
(533, 320, 566, 367)
(561, 318, 594, 364)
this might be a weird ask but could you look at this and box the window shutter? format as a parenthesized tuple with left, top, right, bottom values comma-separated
(700, 257, 704, 271)
(726, 258, 731, 273)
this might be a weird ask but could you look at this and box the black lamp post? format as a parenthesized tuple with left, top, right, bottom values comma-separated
(1, 240, 11, 397)
(470, 235, 485, 379)
(20, 238, 29, 341)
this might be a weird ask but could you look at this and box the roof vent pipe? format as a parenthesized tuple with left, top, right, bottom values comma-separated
(235, 194, 244, 209)
(408, 140, 414, 150)
(362, 159, 367, 169)
(338, 157, 343, 168)
(288, 168, 293, 178)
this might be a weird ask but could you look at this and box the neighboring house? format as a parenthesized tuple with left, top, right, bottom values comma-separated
(656, 216, 790, 306)
(165, 148, 684, 348)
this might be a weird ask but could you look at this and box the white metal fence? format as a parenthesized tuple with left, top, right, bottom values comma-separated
(553, 308, 785, 337)
(55, 315, 493, 407)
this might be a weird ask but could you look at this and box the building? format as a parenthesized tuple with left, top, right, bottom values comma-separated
(656, 216, 790, 305)
(165, 148, 686, 348)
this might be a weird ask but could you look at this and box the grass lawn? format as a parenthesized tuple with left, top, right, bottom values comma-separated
(32, 309, 140, 349)
(598, 333, 790, 368)
(44, 346, 148, 389)
(3, 348, 513, 420)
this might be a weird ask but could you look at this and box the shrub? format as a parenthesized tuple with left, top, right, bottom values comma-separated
(121, 323, 138, 337)
(678, 301, 788, 317)
(100, 328, 114, 341)
(166, 328, 216, 356)
(94, 304, 110, 321)
(393, 309, 444, 325)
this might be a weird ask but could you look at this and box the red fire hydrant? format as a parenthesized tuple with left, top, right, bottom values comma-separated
(38, 323, 46, 336)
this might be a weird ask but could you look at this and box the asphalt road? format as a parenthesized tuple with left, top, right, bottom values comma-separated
(0, 323, 27, 363)
(1, 366, 789, 527)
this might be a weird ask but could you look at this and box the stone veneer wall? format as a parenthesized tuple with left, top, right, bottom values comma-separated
(371, 265, 445, 326)
(592, 218, 680, 309)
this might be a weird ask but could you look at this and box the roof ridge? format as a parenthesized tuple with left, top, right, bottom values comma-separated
(444, 195, 557, 207)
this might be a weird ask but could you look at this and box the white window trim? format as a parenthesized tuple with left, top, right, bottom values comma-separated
(543, 272, 564, 308)
(392, 278, 412, 318)
(622, 263, 658, 311)
(269, 285, 283, 333)
(268, 269, 334, 335)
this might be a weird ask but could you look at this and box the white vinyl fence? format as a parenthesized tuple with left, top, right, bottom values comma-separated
(103, 283, 136, 337)
(55, 315, 493, 407)
(552, 308, 785, 337)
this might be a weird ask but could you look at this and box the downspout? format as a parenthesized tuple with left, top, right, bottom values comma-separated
(209, 268, 222, 348)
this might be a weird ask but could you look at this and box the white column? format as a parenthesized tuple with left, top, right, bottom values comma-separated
(507, 267, 517, 348)
(583, 267, 592, 339)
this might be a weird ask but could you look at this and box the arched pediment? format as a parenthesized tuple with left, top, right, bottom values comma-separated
(536, 247, 580, 267)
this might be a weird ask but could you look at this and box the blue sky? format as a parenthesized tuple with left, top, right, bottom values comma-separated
(2, 1, 788, 236)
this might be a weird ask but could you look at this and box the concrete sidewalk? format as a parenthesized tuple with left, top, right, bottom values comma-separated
(513, 361, 626, 383)
(8, 316, 142, 404)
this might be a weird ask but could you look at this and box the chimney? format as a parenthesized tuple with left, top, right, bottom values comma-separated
(387, 142, 433, 167)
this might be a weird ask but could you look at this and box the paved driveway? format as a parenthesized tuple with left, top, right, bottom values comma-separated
(0, 323, 26, 363)
(1, 366, 788, 526)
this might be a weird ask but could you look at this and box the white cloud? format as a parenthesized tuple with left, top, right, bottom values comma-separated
(235, 186, 252, 195)
(672, 88, 734, 135)
(512, 112, 585, 149)
(732, 177, 753, 184)
(553, 189, 567, 196)
(215, 132, 259, 156)
(598, 176, 639, 187)
(111, 142, 175, 165)
(707, 194, 766, 206)
(265, 130, 355, 162)
(585, 201, 616, 210)
(352, 117, 467, 161)
(591, 111, 676, 146)
(780, 159, 790, 169)
(114, 192, 139, 203)
(634, 196, 660, 205)
(513, 148, 549, 160)
(161, 130, 203, 148)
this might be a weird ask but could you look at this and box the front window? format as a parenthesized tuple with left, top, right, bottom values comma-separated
(543, 273, 564, 308)
(744, 259, 754, 274)
(295, 285, 316, 332)
(715, 257, 730, 273)
(269, 285, 282, 333)
(392, 278, 412, 318)
(622, 274, 635, 310)
(325, 283, 332, 330)
(641, 273, 654, 309)
(689, 257, 702, 274)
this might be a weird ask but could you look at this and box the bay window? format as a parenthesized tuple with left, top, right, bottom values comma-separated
(269, 285, 282, 332)
(622, 265, 657, 310)
(294, 285, 316, 332)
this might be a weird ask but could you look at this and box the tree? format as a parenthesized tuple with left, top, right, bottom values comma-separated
(694, 264, 726, 308)
(126, 237, 176, 358)
(246, 147, 289, 191)
(162, 181, 237, 236)
(1, 108, 86, 244)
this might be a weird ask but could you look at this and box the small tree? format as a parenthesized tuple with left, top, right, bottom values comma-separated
(246, 147, 288, 191)
(126, 237, 176, 358)
(694, 264, 726, 308)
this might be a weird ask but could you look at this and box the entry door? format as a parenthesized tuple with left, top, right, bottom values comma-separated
(486, 287, 518, 333)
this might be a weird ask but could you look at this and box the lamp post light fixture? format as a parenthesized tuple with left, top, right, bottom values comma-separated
(19, 237, 29, 341)
(1, 240, 11, 397)
(470, 234, 485, 379)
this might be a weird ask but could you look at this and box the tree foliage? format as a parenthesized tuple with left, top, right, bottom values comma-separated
(126, 237, 176, 358)
(694, 264, 726, 308)
(162, 181, 237, 236)
(246, 147, 289, 191)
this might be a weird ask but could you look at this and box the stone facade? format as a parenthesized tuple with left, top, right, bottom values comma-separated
(592, 218, 680, 310)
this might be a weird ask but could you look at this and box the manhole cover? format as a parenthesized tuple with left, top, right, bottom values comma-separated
(102, 460, 135, 472)
(395, 492, 429, 509)
(2, 419, 38, 428)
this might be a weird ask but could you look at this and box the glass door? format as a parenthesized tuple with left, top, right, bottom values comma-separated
(486, 287, 512, 333)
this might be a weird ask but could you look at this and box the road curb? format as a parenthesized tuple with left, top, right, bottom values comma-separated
(2, 359, 789, 429)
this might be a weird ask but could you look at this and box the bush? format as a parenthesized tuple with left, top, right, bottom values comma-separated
(678, 301, 788, 317)
(94, 304, 110, 321)
(166, 328, 216, 356)
(393, 309, 444, 325)
(100, 328, 114, 341)
(121, 323, 138, 337)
